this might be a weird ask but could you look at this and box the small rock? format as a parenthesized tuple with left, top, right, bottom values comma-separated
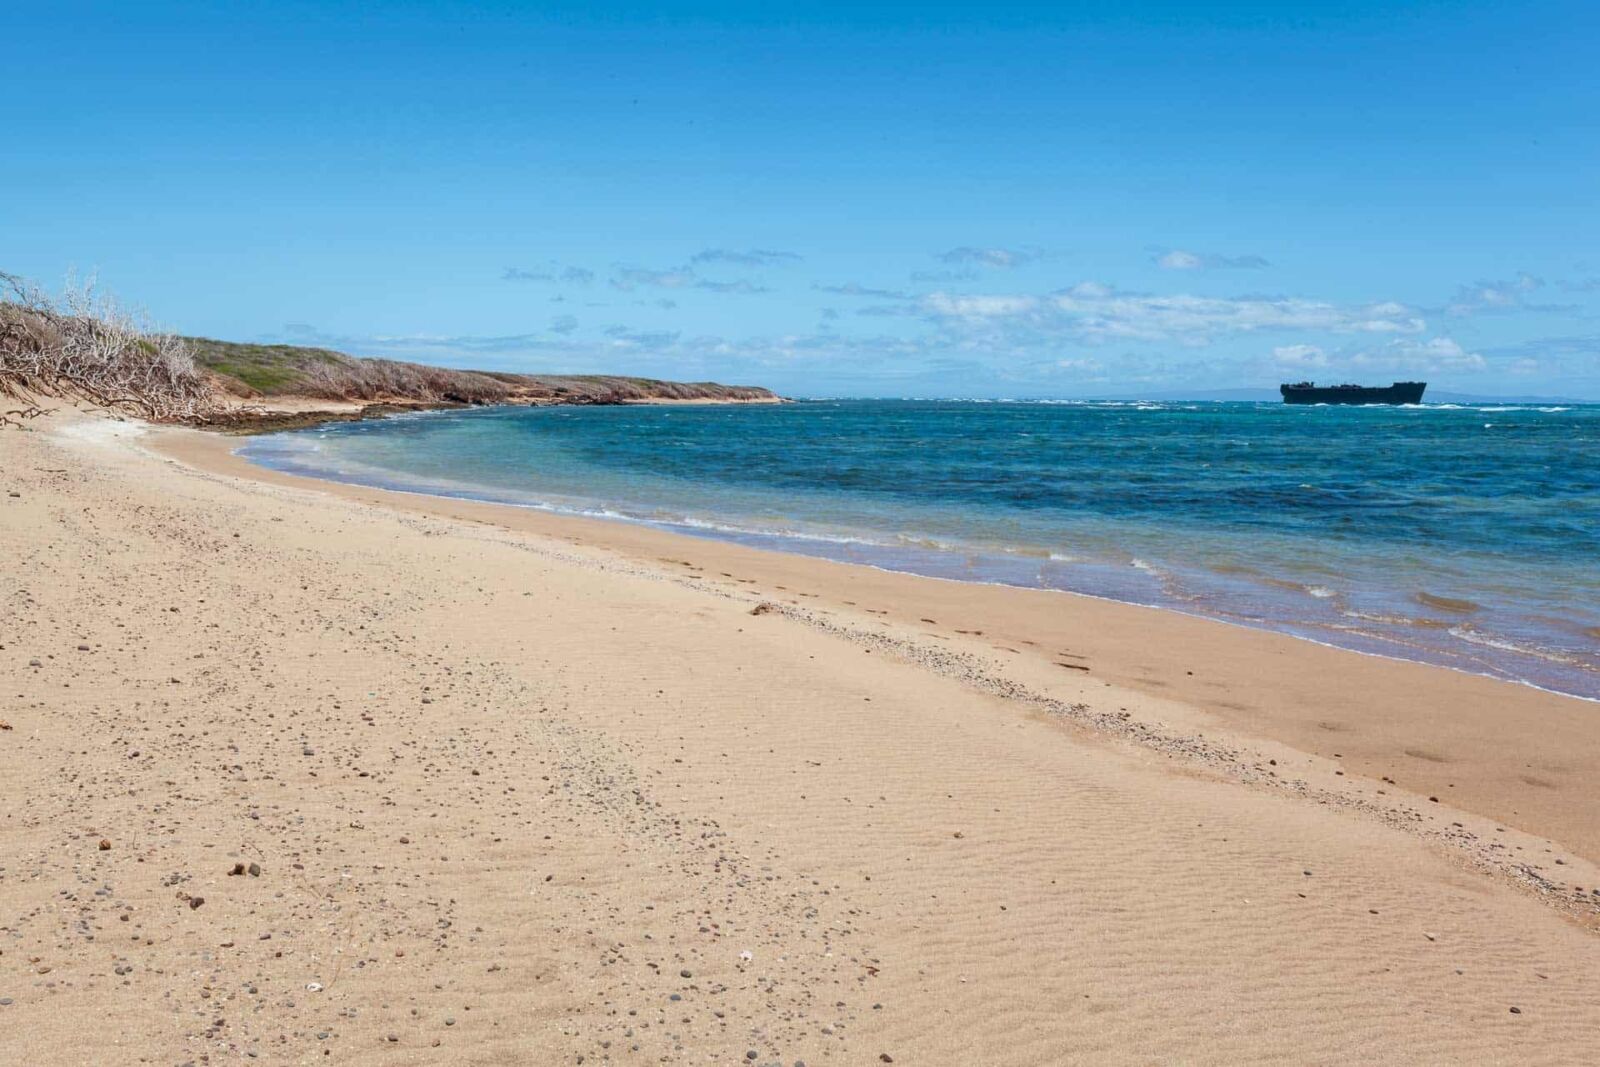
(98, 839, 111, 851)
(248, 862, 261, 877)
(1509, 1006, 1522, 1014)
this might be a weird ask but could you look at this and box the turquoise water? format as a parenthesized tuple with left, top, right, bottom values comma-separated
(241, 399, 1600, 699)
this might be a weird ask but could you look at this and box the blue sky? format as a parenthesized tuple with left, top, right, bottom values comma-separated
(4, 1, 1598, 397)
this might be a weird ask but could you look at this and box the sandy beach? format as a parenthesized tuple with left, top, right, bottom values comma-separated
(3, 408, 1598, 1065)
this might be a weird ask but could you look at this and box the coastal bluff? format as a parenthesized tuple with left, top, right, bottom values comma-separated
(2, 279, 779, 433)
(188, 336, 783, 431)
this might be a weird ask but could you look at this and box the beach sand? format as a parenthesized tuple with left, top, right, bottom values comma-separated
(2, 408, 1598, 1064)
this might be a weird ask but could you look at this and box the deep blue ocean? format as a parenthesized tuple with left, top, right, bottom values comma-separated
(240, 399, 1600, 699)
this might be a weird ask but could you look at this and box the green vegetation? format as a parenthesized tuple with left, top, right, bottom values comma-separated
(186, 335, 777, 406)
(185, 339, 347, 394)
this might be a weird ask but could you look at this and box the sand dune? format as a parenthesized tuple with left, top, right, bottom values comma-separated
(1, 410, 1597, 1064)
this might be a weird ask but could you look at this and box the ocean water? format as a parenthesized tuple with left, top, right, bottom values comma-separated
(240, 399, 1600, 699)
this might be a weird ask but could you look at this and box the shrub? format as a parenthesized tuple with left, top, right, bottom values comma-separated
(1, 271, 213, 422)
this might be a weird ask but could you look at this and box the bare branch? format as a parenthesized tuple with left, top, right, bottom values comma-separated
(1, 271, 215, 422)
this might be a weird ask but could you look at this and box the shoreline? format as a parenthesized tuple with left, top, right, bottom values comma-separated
(5, 408, 1598, 1064)
(154, 419, 1600, 868)
(238, 425, 1600, 705)
(225, 400, 1600, 703)
(200, 393, 787, 435)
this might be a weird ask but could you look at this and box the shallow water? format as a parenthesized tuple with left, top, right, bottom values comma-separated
(240, 399, 1600, 699)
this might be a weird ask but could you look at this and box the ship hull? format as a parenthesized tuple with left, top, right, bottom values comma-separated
(1280, 382, 1426, 405)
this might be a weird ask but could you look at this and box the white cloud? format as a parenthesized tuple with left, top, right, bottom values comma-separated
(1351, 336, 1487, 372)
(1445, 273, 1546, 315)
(923, 292, 1040, 317)
(611, 266, 697, 291)
(1266, 337, 1488, 377)
(812, 281, 912, 300)
(691, 248, 803, 267)
(610, 265, 770, 294)
(1155, 249, 1270, 271)
(1271, 344, 1328, 368)
(1054, 357, 1104, 372)
(936, 246, 1042, 269)
(502, 264, 595, 284)
(1157, 250, 1203, 270)
(696, 278, 770, 294)
(942, 283, 1428, 345)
